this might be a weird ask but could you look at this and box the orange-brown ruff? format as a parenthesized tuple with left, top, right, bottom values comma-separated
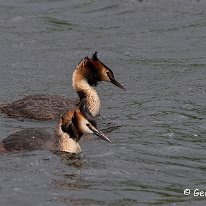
(0, 52, 125, 120)
(0, 101, 111, 153)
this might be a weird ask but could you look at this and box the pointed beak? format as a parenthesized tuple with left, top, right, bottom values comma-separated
(109, 76, 126, 91)
(89, 125, 112, 143)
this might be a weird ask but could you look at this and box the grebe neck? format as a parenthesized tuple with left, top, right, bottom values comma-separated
(73, 78, 100, 117)
(58, 133, 81, 153)
(55, 120, 81, 153)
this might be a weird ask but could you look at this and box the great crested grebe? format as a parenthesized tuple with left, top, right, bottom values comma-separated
(0, 52, 125, 120)
(0, 100, 111, 153)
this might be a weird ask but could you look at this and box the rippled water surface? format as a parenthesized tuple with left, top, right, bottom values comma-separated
(1, 0, 206, 205)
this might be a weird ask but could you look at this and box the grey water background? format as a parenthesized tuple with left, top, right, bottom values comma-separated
(0, 0, 206, 205)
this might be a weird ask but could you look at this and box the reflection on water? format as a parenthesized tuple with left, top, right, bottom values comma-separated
(1, 0, 206, 205)
(55, 151, 85, 169)
(55, 171, 83, 191)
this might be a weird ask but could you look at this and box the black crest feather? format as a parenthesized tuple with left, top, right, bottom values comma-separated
(92, 51, 98, 61)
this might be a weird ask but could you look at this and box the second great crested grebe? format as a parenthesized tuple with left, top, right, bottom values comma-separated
(0, 100, 111, 154)
(0, 52, 125, 120)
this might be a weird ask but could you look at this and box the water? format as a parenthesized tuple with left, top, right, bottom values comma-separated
(0, 0, 206, 205)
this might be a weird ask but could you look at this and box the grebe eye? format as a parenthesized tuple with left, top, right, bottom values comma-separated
(86, 123, 92, 129)
(107, 71, 113, 79)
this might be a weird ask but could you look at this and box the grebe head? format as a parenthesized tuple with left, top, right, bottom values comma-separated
(61, 100, 112, 143)
(73, 52, 126, 90)
(90, 52, 126, 90)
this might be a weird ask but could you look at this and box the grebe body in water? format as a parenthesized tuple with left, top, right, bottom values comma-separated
(0, 100, 111, 153)
(0, 52, 125, 120)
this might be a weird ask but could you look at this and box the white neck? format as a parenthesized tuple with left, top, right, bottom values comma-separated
(60, 133, 81, 153)
(55, 123, 81, 153)
(72, 78, 100, 117)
